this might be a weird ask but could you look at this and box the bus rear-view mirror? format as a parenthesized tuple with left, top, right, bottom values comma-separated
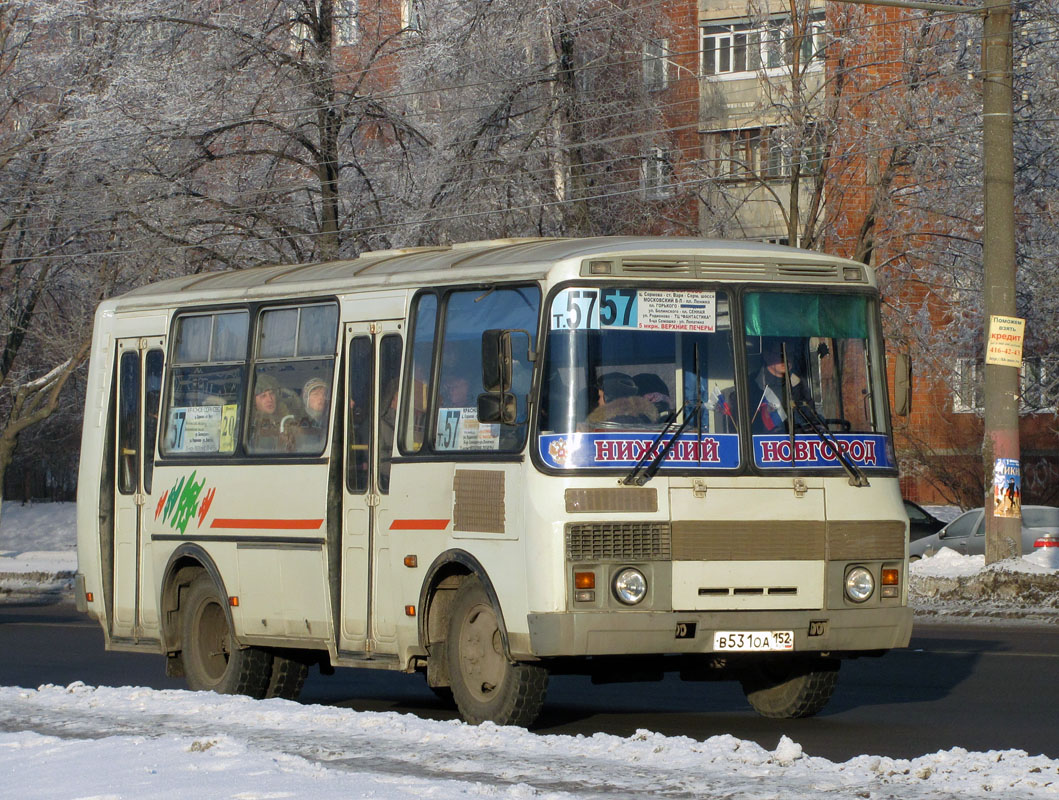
(477, 392, 517, 425)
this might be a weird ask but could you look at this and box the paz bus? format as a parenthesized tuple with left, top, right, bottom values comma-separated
(75, 236, 912, 725)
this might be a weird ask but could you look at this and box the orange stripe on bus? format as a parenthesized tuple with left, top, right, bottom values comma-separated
(210, 518, 324, 530)
(390, 519, 450, 531)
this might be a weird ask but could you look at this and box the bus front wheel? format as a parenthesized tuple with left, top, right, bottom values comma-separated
(181, 573, 272, 698)
(740, 657, 840, 719)
(445, 577, 548, 727)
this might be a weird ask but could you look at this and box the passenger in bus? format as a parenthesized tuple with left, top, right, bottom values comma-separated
(296, 377, 331, 451)
(441, 375, 472, 408)
(249, 373, 298, 452)
(633, 373, 674, 418)
(584, 372, 659, 427)
(749, 338, 811, 434)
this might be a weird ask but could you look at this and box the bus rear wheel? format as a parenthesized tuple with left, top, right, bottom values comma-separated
(740, 657, 840, 719)
(445, 577, 547, 727)
(182, 573, 272, 698)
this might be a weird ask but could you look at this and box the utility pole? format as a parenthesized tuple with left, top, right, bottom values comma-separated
(980, 0, 1022, 562)
(825, 0, 1020, 561)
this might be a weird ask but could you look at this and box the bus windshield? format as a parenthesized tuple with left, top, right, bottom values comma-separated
(537, 285, 892, 473)
(538, 286, 740, 470)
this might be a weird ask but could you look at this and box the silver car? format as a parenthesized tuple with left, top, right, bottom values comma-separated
(910, 505, 1059, 560)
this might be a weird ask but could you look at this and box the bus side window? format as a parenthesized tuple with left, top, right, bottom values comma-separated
(401, 293, 437, 453)
(247, 303, 338, 456)
(163, 310, 249, 457)
(347, 336, 372, 494)
(143, 349, 164, 494)
(378, 334, 402, 493)
(117, 351, 140, 495)
(434, 286, 540, 453)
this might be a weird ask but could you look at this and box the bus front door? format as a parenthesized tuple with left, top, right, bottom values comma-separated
(339, 323, 403, 656)
(111, 338, 165, 641)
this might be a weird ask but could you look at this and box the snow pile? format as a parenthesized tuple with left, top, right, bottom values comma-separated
(0, 502, 76, 601)
(909, 547, 1059, 623)
(2, 683, 1059, 800)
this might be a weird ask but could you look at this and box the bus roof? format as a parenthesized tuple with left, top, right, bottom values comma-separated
(114, 236, 872, 310)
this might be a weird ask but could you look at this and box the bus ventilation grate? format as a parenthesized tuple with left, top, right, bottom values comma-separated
(565, 522, 672, 562)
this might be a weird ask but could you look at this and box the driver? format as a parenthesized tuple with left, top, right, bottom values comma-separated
(585, 371, 659, 427)
(750, 339, 811, 433)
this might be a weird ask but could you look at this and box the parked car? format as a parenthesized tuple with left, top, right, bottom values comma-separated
(910, 505, 1059, 560)
(904, 500, 947, 541)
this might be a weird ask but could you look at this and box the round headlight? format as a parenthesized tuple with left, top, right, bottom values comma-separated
(613, 568, 648, 605)
(845, 567, 875, 603)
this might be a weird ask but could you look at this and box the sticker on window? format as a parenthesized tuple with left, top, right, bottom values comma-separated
(166, 406, 227, 453)
(435, 407, 500, 451)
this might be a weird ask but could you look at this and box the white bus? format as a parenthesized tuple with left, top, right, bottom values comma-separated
(76, 236, 912, 725)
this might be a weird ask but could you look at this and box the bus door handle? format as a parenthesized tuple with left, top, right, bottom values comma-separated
(367, 493, 381, 508)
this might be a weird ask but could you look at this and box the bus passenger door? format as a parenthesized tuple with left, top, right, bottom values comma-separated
(339, 322, 403, 655)
(111, 338, 165, 641)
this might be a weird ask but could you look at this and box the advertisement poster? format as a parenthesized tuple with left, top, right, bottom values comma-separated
(993, 457, 1022, 517)
(985, 315, 1025, 368)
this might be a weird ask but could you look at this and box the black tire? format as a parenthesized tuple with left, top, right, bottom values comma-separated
(740, 657, 840, 719)
(266, 650, 309, 700)
(181, 573, 272, 698)
(445, 577, 548, 727)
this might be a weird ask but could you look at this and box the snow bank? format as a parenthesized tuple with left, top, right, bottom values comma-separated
(909, 548, 1059, 622)
(2, 683, 1059, 800)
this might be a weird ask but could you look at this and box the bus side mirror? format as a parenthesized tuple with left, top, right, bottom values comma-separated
(894, 353, 912, 416)
(481, 329, 513, 393)
(477, 392, 517, 425)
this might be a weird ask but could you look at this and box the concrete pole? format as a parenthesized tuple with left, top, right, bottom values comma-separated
(981, 0, 1022, 562)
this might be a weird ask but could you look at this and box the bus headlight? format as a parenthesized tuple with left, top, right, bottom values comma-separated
(613, 568, 647, 605)
(844, 567, 875, 603)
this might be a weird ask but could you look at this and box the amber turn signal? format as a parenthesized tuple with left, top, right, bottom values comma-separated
(881, 569, 899, 586)
(574, 571, 595, 590)
(228, 596, 239, 607)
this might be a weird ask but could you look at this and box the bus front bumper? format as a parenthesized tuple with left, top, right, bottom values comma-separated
(526, 606, 912, 658)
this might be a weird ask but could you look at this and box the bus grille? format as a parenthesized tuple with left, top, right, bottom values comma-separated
(566, 522, 672, 562)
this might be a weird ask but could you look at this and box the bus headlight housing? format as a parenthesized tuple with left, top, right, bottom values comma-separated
(844, 566, 875, 603)
(613, 568, 647, 605)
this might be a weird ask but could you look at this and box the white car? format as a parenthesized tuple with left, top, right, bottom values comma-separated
(909, 505, 1059, 560)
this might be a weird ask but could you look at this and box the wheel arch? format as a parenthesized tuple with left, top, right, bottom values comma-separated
(417, 549, 512, 660)
(160, 544, 233, 655)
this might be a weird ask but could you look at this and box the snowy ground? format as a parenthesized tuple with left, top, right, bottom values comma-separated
(3, 501, 1059, 799)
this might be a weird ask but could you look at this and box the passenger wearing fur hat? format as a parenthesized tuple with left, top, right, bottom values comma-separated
(301, 377, 330, 423)
(585, 371, 659, 427)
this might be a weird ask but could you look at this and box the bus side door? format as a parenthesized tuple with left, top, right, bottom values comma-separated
(339, 322, 403, 655)
(112, 338, 165, 641)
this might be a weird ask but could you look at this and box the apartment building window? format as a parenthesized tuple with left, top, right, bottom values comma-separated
(402, 0, 423, 32)
(703, 126, 824, 182)
(642, 148, 674, 199)
(701, 13, 825, 76)
(644, 38, 669, 91)
(1021, 357, 1059, 411)
(953, 356, 1059, 412)
(704, 128, 759, 179)
(336, 0, 357, 45)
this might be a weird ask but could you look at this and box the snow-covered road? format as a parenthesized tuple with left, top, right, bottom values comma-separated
(2, 682, 1059, 800)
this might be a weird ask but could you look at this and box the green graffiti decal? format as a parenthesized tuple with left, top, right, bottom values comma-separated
(159, 472, 214, 534)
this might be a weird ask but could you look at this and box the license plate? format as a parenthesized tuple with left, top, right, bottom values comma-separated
(712, 630, 794, 651)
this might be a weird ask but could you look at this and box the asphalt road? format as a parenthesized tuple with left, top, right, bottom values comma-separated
(2, 601, 1057, 762)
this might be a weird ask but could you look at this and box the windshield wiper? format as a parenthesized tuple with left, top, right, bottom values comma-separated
(621, 399, 703, 487)
(793, 401, 870, 487)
